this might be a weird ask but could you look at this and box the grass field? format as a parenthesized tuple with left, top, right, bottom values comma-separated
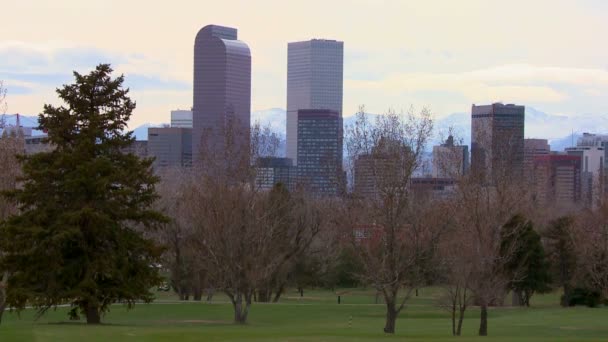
(2, 288, 607, 341)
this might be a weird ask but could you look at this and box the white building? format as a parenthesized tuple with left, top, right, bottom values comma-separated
(170, 110, 193, 128)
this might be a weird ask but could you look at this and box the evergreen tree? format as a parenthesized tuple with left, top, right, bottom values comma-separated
(500, 215, 551, 306)
(544, 216, 577, 306)
(0, 64, 166, 324)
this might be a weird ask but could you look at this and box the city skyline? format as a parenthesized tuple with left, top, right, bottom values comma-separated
(1, 0, 608, 129)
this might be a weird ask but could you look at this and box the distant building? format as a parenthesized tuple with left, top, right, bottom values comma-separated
(354, 138, 410, 198)
(171, 110, 193, 128)
(566, 145, 604, 207)
(432, 135, 469, 178)
(122, 140, 148, 159)
(296, 109, 343, 196)
(524, 139, 550, 180)
(287, 39, 344, 165)
(24, 135, 52, 155)
(410, 177, 456, 200)
(193, 25, 251, 164)
(255, 157, 296, 191)
(533, 154, 581, 208)
(471, 103, 525, 182)
(148, 127, 192, 170)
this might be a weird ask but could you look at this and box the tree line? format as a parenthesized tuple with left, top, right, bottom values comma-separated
(0, 65, 606, 337)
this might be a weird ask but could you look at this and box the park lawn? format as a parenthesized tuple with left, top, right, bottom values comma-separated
(1, 288, 607, 341)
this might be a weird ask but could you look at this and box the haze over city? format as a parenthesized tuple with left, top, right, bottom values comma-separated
(2, 0, 608, 129)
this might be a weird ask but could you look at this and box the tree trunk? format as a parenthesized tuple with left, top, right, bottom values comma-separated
(0, 301, 6, 325)
(84, 303, 101, 325)
(193, 287, 203, 301)
(561, 284, 571, 307)
(384, 304, 397, 334)
(457, 306, 466, 336)
(478, 304, 488, 336)
(451, 304, 456, 336)
(273, 284, 285, 303)
(511, 291, 524, 306)
(257, 288, 272, 302)
(232, 292, 252, 324)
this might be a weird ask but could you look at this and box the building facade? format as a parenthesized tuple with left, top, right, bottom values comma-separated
(286, 39, 343, 165)
(192, 25, 251, 163)
(296, 109, 343, 196)
(566, 145, 604, 207)
(471, 103, 525, 182)
(255, 157, 296, 191)
(432, 135, 469, 178)
(171, 110, 193, 128)
(524, 139, 550, 180)
(148, 127, 192, 170)
(533, 154, 581, 208)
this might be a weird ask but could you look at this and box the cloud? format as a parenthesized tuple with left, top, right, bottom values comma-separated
(343, 64, 608, 116)
(0, 42, 189, 92)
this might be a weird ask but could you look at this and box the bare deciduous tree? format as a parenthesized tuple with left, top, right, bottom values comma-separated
(441, 126, 530, 336)
(341, 106, 438, 334)
(183, 119, 322, 324)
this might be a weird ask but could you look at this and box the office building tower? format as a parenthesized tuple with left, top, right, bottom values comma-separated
(471, 103, 525, 182)
(148, 127, 193, 170)
(193, 25, 251, 162)
(432, 135, 469, 178)
(533, 154, 581, 208)
(566, 145, 604, 207)
(171, 110, 193, 128)
(287, 39, 343, 164)
(354, 137, 410, 198)
(524, 139, 550, 180)
(296, 109, 343, 196)
(255, 157, 296, 191)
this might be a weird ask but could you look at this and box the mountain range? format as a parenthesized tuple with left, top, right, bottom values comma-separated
(3, 108, 606, 153)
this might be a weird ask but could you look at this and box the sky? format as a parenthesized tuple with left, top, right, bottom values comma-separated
(1, 0, 607, 128)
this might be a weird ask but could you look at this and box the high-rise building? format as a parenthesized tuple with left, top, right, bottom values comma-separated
(533, 154, 581, 208)
(566, 145, 604, 207)
(354, 138, 410, 198)
(432, 135, 469, 178)
(286, 39, 343, 165)
(148, 127, 192, 170)
(524, 139, 550, 180)
(255, 157, 296, 191)
(171, 110, 193, 128)
(471, 103, 525, 182)
(192, 25, 251, 162)
(296, 109, 343, 196)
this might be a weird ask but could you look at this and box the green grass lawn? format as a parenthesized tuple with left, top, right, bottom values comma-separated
(1, 288, 607, 341)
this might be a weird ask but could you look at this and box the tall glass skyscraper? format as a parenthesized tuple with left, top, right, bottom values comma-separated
(286, 39, 343, 165)
(471, 103, 525, 182)
(296, 109, 344, 196)
(193, 25, 251, 163)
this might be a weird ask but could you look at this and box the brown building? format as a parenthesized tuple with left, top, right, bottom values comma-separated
(524, 139, 550, 182)
(533, 154, 581, 208)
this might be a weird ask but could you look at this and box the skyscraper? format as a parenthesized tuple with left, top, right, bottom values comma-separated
(286, 39, 344, 164)
(471, 103, 525, 182)
(296, 109, 343, 196)
(192, 25, 251, 162)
